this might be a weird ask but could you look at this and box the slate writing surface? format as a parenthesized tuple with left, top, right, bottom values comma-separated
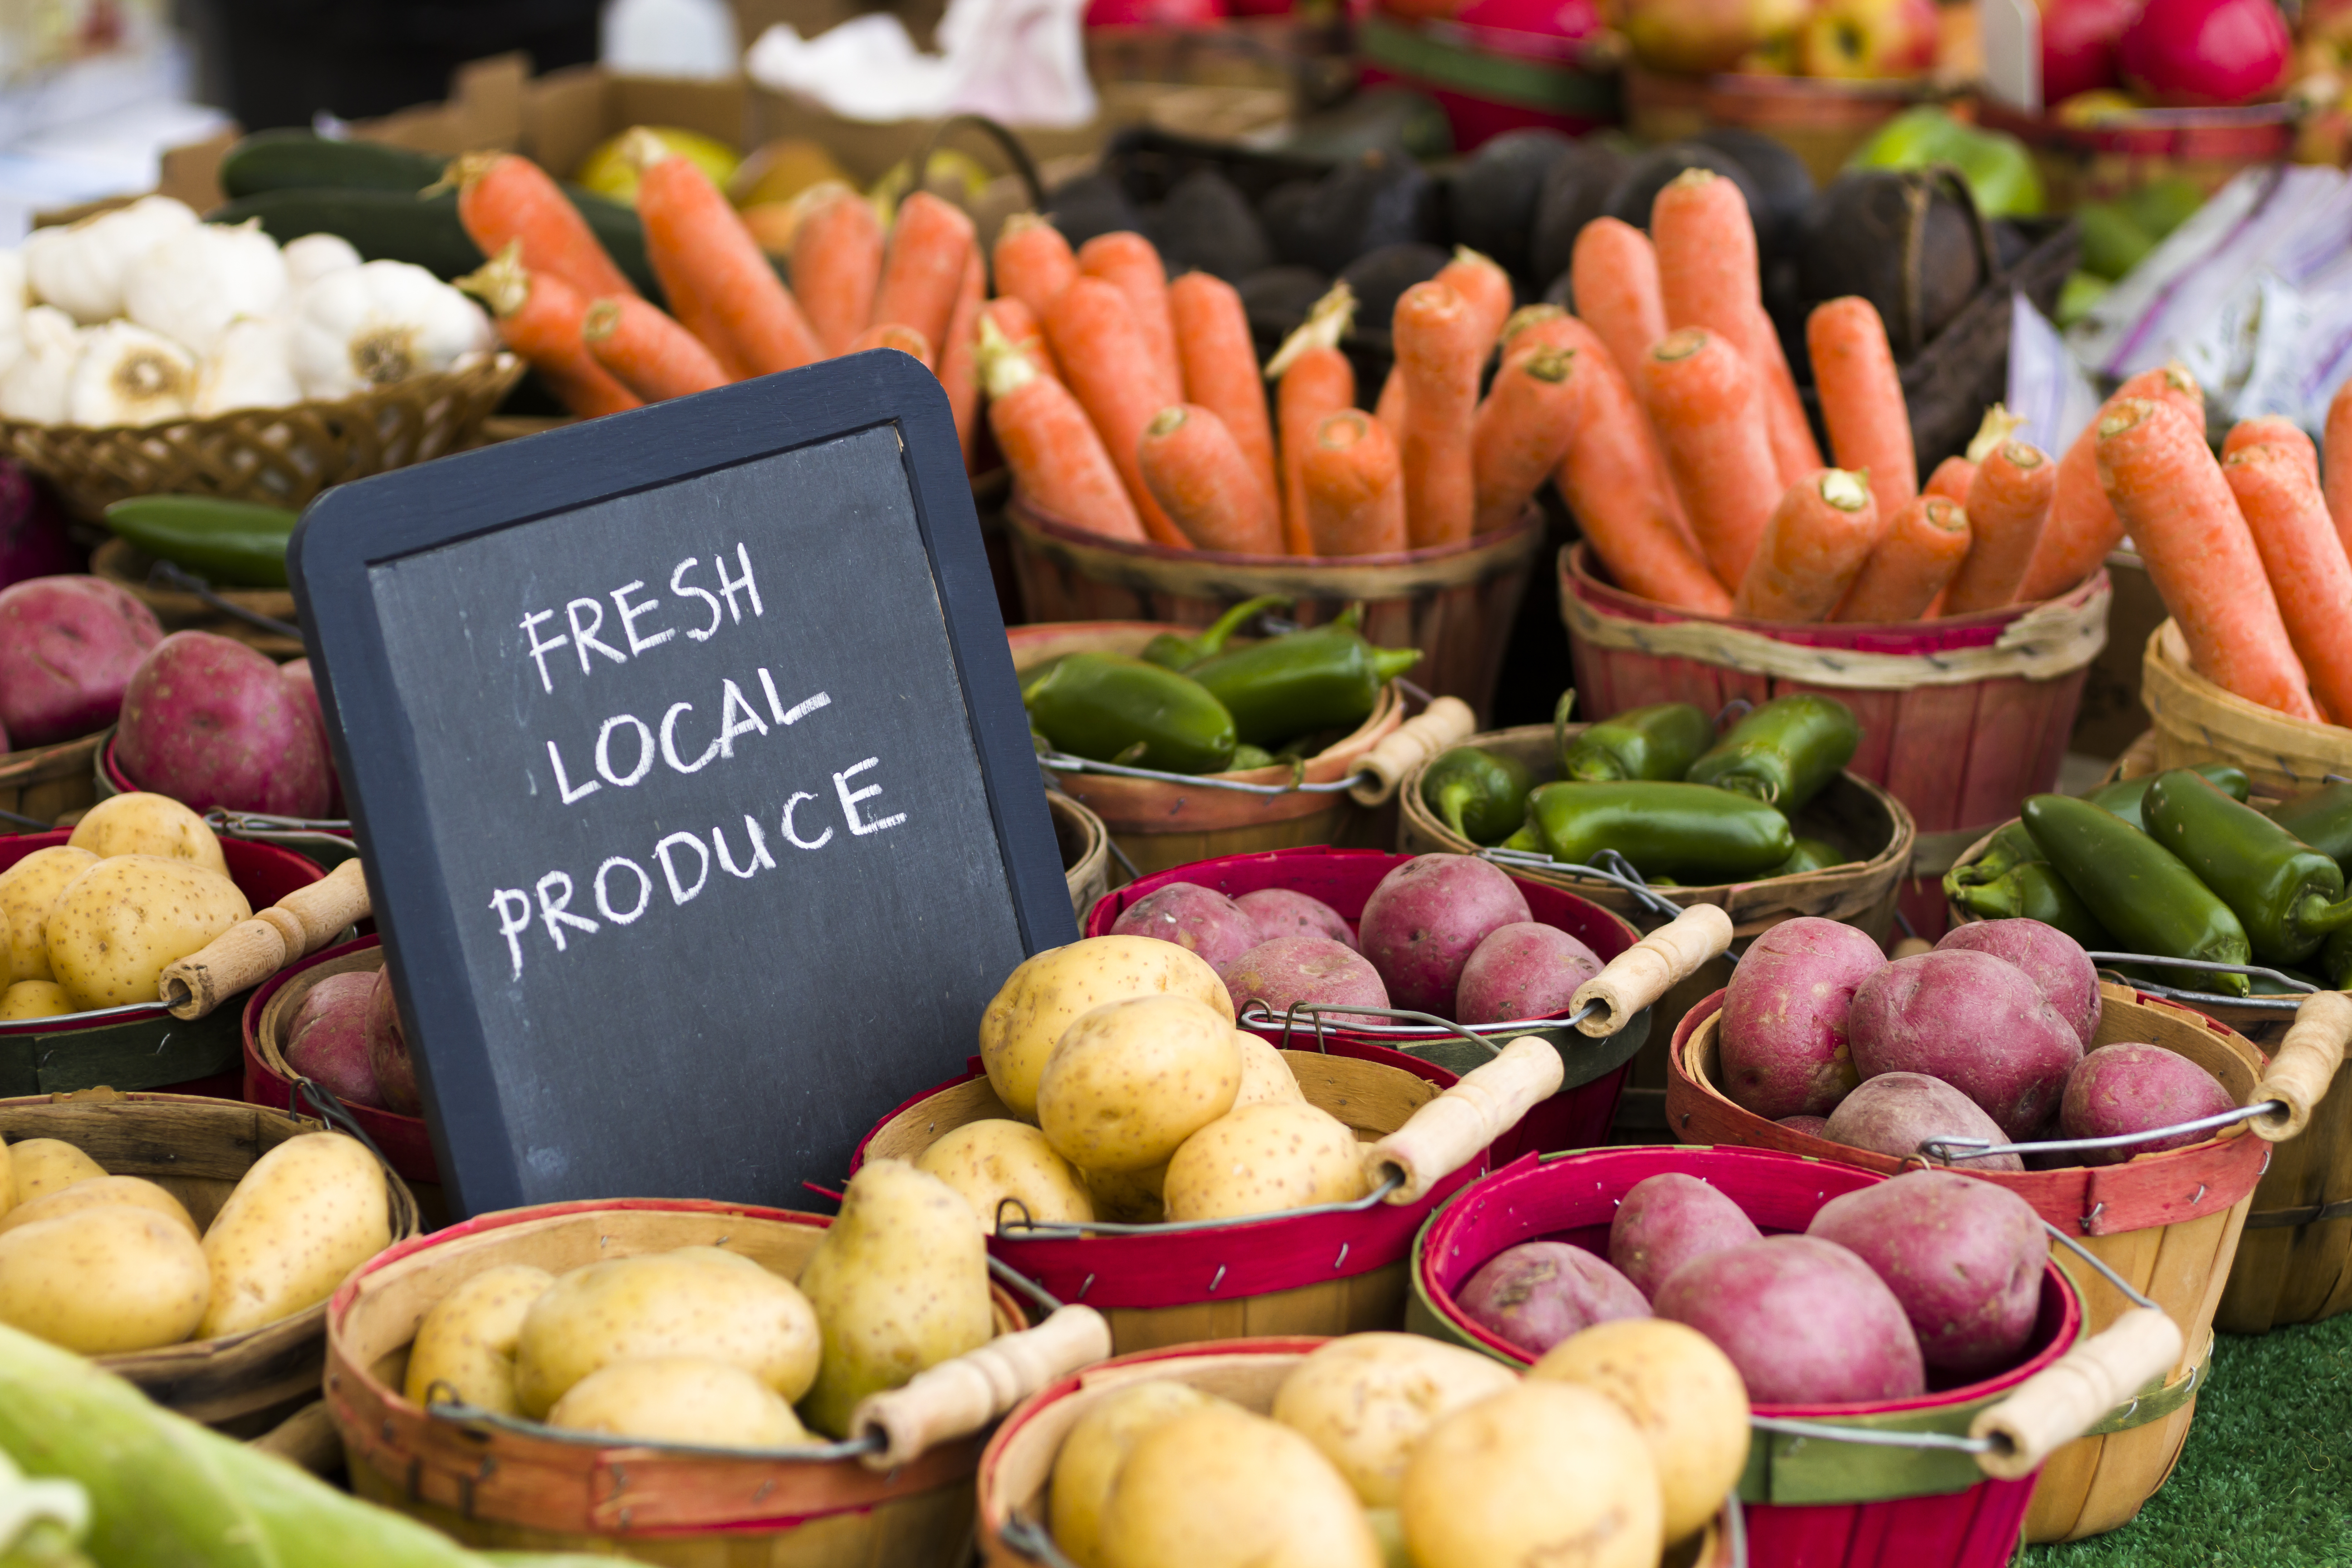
(362, 423, 1028, 1208)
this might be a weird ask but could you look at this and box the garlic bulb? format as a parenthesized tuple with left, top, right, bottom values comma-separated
(0, 307, 83, 423)
(0, 250, 28, 381)
(282, 232, 361, 290)
(122, 220, 288, 356)
(289, 260, 493, 399)
(68, 321, 196, 427)
(23, 196, 199, 325)
(193, 316, 300, 416)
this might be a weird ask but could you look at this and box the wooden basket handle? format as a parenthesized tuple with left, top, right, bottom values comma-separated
(849, 1304, 1112, 1470)
(159, 858, 372, 1020)
(2249, 990, 2351, 1142)
(1968, 1307, 2182, 1480)
(1568, 904, 1735, 1038)
(1363, 1035, 1564, 1204)
(1349, 697, 1476, 807)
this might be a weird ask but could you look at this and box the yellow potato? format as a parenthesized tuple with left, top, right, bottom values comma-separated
(979, 937, 1233, 1120)
(1037, 995, 1240, 1174)
(1270, 1334, 1520, 1507)
(1082, 1163, 1165, 1225)
(9, 1139, 104, 1205)
(1231, 1034, 1303, 1108)
(513, 1246, 820, 1419)
(0, 1175, 196, 1238)
(0, 981, 73, 1019)
(0, 847, 97, 985)
(68, 793, 229, 876)
(547, 1356, 807, 1448)
(46, 855, 251, 1011)
(0, 1204, 208, 1353)
(1399, 1382, 1662, 1568)
(199, 1132, 389, 1339)
(1163, 1102, 1367, 1222)
(1049, 1381, 1217, 1568)
(1097, 1404, 1381, 1568)
(403, 1263, 555, 1416)
(913, 1119, 1093, 1232)
(1532, 1318, 1751, 1541)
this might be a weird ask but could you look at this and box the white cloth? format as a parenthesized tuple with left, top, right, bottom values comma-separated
(745, 0, 1096, 128)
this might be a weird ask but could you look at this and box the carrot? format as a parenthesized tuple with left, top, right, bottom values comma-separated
(1374, 368, 1406, 443)
(1554, 343, 1735, 616)
(1943, 440, 2057, 615)
(1170, 271, 1277, 523)
(993, 214, 1079, 333)
(1047, 276, 1189, 548)
(1652, 168, 1820, 485)
(788, 182, 883, 357)
(977, 318, 1144, 543)
(1302, 410, 1406, 557)
(1834, 496, 1971, 622)
(1643, 327, 1779, 589)
(871, 192, 975, 368)
(1138, 404, 1284, 555)
(1078, 231, 1181, 411)
(2223, 443, 2352, 722)
(1571, 218, 1667, 387)
(451, 152, 638, 306)
(456, 242, 640, 418)
(1267, 284, 1357, 557)
(1808, 297, 1915, 517)
(2098, 397, 2320, 720)
(1510, 304, 1699, 552)
(980, 297, 1054, 381)
(2221, 415, 2318, 485)
(1924, 456, 1975, 502)
(1732, 470, 1882, 622)
(2328, 377, 2352, 558)
(1437, 246, 1515, 356)
(940, 250, 985, 470)
(1472, 344, 1579, 536)
(1395, 280, 1482, 549)
(847, 322, 931, 361)
(581, 295, 727, 402)
(633, 137, 821, 379)
(2019, 363, 2204, 601)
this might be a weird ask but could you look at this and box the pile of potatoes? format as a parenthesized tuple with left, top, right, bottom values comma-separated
(0, 1128, 389, 1354)
(937, 935, 1373, 1232)
(1042, 1322, 1749, 1568)
(404, 1157, 994, 1446)
(0, 792, 252, 1019)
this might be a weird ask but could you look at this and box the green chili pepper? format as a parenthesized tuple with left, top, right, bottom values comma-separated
(2265, 782, 2352, 869)
(1560, 702, 1715, 783)
(2082, 762, 2250, 832)
(1140, 595, 1293, 670)
(1023, 652, 1237, 775)
(1946, 820, 2043, 891)
(1552, 688, 1577, 769)
(1520, 780, 1794, 881)
(1950, 862, 2116, 950)
(2021, 793, 2251, 995)
(1420, 746, 1534, 845)
(2141, 769, 2352, 966)
(1763, 837, 1847, 877)
(1230, 744, 1278, 770)
(2319, 927, 2352, 990)
(2251, 966, 2329, 996)
(1186, 606, 1421, 748)
(101, 495, 299, 588)
(1685, 694, 1858, 812)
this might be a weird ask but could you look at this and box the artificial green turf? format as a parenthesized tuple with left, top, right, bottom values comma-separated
(2019, 1313, 2352, 1567)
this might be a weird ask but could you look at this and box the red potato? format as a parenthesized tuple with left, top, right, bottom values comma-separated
(1806, 1170, 2045, 1377)
(1848, 951, 2082, 1139)
(1607, 1172, 1762, 1301)
(114, 631, 332, 816)
(1218, 936, 1388, 1020)
(1454, 922, 1602, 1024)
(1822, 1072, 2023, 1172)
(1936, 919, 2100, 1048)
(1110, 882, 1265, 973)
(1234, 887, 1356, 950)
(366, 966, 419, 1116)
(1457, 1241, 1648, 1357)
(1717, 916, 1886, 1119)
(1356, 854, 1533, 1016)
(279, 658, 343, 817)
(283, 971, 383, 1109)
(0, 576, 163, 747)
(1654, 1235, 1925, 1405)
(2060, 1043, 2235, 1164)
(1778, 1115, 1829, 1137)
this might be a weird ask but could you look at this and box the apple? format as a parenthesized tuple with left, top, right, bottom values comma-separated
(2040, 0, 2141, 103)
(2117, 0, 2290, 105)
(1620, 0, 1808, 75)
(1799, 0, 1940, 79)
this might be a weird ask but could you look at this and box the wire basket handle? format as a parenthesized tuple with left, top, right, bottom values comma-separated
(1970, 1307, 2182, 1478)
(1363, 1036, 1564, 1204)
(2252, 989, 2352, 1141)
(160, 857, 371, 1019)
(848, 1301, 1112, 1470)
(1347, 696, 1478, 806)
(1569, 904, 1736, 1038)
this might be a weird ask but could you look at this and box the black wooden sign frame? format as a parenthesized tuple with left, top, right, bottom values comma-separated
(289, 352, 1073, 1216)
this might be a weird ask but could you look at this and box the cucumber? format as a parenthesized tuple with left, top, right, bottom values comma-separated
(103, 496, 298, 588)
(218, 130, 447, 198)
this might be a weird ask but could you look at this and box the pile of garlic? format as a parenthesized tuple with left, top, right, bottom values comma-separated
(0, 196, 496, 428)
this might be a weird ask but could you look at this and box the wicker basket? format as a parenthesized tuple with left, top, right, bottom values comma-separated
(1048, 789, 1112, 921)
(0, 730, 103, 832)
(2141, 619, 2352, 798)
(0, 353, 524, 520)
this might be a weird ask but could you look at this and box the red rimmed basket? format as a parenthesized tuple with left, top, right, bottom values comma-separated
(95, 727, 359, 867)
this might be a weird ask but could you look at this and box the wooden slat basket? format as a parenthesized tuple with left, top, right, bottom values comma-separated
(0, 730, 103, 834)
(2140, 618, 2352, 798)
(92, 538, 303, 660)
(1046, 789, 1112, 923)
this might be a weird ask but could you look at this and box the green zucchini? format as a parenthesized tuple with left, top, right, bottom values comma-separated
(103, 496, 298, 588)
(218, 130, 446, 198)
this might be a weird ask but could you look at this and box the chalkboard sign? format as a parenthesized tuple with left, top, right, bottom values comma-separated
(290, 353, 1074, 1218)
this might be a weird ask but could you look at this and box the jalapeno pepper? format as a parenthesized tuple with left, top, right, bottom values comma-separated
(1186, 606, 1422, 748)
(2082, 762, 2250, 832)
(1230, 744, 1278, 770)
(2252, 966, 2329, 996)
(1685, 694, 1858, 812)
(1764, 837, 1847, 877)
(2265, 782, 2352, 870)
(1420, 746, 1534, 845)
(1560, 702, 1715, 783)
(1949, 862, 2115, 949)
(1140, 595, 1293, 670)
(2021, 793, 2252, 995)
(1520, 780, 1794, 881)
(1023, 652, 1237, 775)
(102, 495, 299, 588)
(2320, 927, 2352, 991)
(2141, 769, 2352, 966)
(1946, 820, 2043, 892)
